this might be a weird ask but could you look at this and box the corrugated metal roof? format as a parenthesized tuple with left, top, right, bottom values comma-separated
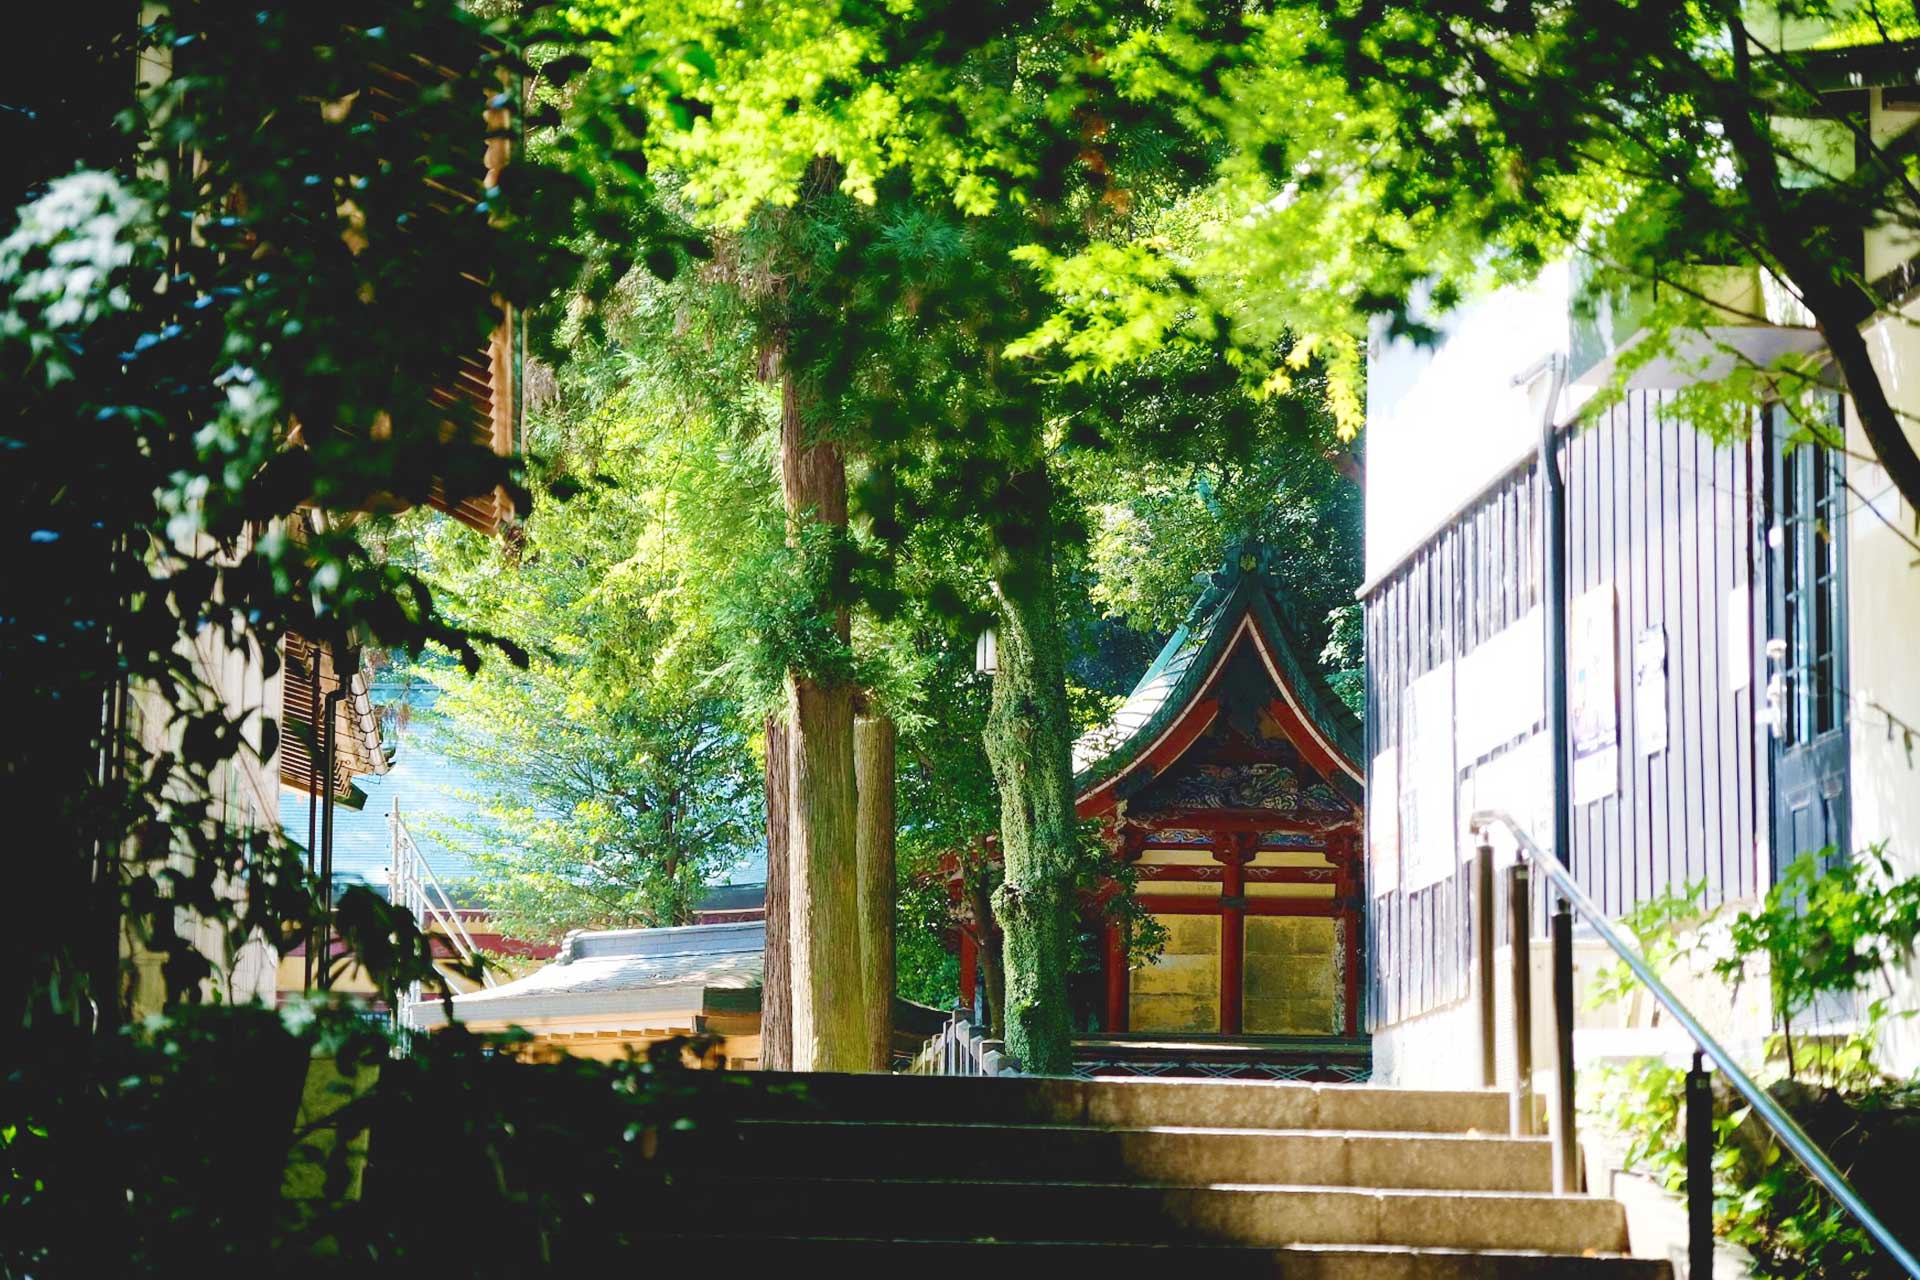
(412, 921, 763, 1028)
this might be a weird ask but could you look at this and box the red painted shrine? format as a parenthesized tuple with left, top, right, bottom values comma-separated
(954, 544, 1366, 1055)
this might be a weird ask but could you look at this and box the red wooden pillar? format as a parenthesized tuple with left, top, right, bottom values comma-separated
(944, 850, 976, 1010)
(1104, 825, 1143, 1033)
(1216, 833, 1251, 1036)
(959, 931, 978, 1009)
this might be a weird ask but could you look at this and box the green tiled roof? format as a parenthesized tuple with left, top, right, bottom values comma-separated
(1073, 541, 1363, 798)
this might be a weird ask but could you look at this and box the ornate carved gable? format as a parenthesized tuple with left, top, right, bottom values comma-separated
(1074, 540, 1364, 820)
(1122, 642, 1354, 821)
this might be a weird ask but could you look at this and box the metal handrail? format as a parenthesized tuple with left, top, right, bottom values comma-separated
(388, 802, 495, 1033)
(1472, 808, 1919, 1278)
(396, 822, 492, 981)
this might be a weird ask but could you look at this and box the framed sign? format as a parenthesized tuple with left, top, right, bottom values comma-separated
(1402, 662, 1457, 891)
(1466, 733, 1549, 866)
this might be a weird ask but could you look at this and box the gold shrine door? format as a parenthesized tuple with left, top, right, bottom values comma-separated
(1122, 834, 1356, 1038)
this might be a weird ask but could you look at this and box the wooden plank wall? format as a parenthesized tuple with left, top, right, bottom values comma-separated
(1363, 392, 1765, 1031)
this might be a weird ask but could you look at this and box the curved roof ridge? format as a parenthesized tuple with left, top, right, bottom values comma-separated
(1072, 540, 1362, 800)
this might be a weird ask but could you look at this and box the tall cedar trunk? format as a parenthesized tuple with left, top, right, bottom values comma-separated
(779, 370, 865, 1072)
(854, 712, 897, 1071)
(983, 464, 1078, 1074)
(760, 715, 792, 1070)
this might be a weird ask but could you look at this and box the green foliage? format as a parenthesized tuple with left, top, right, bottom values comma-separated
(1716, 846, 1920, 1086)
(1067, 347, 1364, 698)
(1306, 0, 1920, 510)
(5, 0, 578, 1030)
(0, 1002, 781, 1276)
(1591, 1055, 1920, 1278)
(1720, 849, 1920, 1038)
(1587, 848, 1920, 1276)
(403, 336, 772, 939)
(1586, 878, 1717, 1013)
(540, 0, 1371, 1068)
(894, 869, 961, 1010)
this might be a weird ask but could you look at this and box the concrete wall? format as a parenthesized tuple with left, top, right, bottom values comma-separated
(1364, 266, 1574, 583)
(126, 525, 285, 1013)
(1851, 299, 1920, 1076)
(1867, 92, 1920, 282)
(1373, 932, 1774, 1089)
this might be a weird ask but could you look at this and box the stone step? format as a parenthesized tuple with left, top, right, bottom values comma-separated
(637, 1236, 1671, 1277)
(756, 1071, 1513, 1135)
(665, 1174, 1633, 1255)
(699, 1119, 1555, 1192)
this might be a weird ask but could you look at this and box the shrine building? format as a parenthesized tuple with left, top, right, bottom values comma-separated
(957, 543, 1368, 1068)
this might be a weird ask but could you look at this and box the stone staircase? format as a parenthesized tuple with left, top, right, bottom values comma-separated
(649, 1072, 1670, 1276)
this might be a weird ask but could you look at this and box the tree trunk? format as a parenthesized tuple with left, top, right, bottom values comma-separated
(1718, 16, 1920, 515)
(854, 711, 896, 1071)
(760, 714, 791, 1070)
(779, 368, 864, 1073)
(983, 463, 1078, 1075)
(966, 864, 1006, 1039)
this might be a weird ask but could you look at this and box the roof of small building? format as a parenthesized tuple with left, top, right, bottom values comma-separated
(413, 920, 763, 1030)
(694, 882, 766, 914)
(1072, 540, 1364, 803)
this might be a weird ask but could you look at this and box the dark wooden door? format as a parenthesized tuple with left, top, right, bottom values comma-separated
(1762, 401, 1851, 878)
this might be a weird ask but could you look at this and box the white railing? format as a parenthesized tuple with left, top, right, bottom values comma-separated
(389, 800, 493, 1032)
(907, 1006, 1023, 1077)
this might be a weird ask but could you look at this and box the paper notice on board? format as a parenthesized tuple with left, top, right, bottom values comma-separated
(1727, 584, 1751, 693)
(1570, 583, 1619, 805)
(1634, 626, 1668, 756)
(1369, 747, 1399, 896)
(1466, 733, 1549, 867)
(1455, 610, 1543, 763)
(1403, 662, 1457, 891)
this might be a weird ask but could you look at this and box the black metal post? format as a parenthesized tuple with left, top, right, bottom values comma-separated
(1507, 862, 1535, 1136)
(1688, 1051, 1715, 1279)
(318, 689, 340, 990)
(1551, 895, 1579, 1193)
(1539, 358, 1578, 1192)
(304, 651, 319, 993)
(1475, 839, 1498, 1088)
(1541, 357, 1571, 878)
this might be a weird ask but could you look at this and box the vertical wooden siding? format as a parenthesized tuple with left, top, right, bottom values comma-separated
(1364, 393, 1764, 1031)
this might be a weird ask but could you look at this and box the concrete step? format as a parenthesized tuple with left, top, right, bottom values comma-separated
(701, 1119, 1555, 1192)
(665, 1174, 1633, 1254)
(756, 1071, 1512, 1135)
(638, 1235, 1672, 1277)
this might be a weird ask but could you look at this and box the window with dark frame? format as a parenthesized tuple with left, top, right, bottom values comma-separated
(1780, 435, 1847, 747)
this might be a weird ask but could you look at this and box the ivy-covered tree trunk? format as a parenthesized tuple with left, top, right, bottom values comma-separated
(984, 464, 1078, 1075)
(760, 714, 791, 1070)
(854, 711, 896, 1071)
(965, 864, 1007, 1039)
(779, 371, 865, 1072)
